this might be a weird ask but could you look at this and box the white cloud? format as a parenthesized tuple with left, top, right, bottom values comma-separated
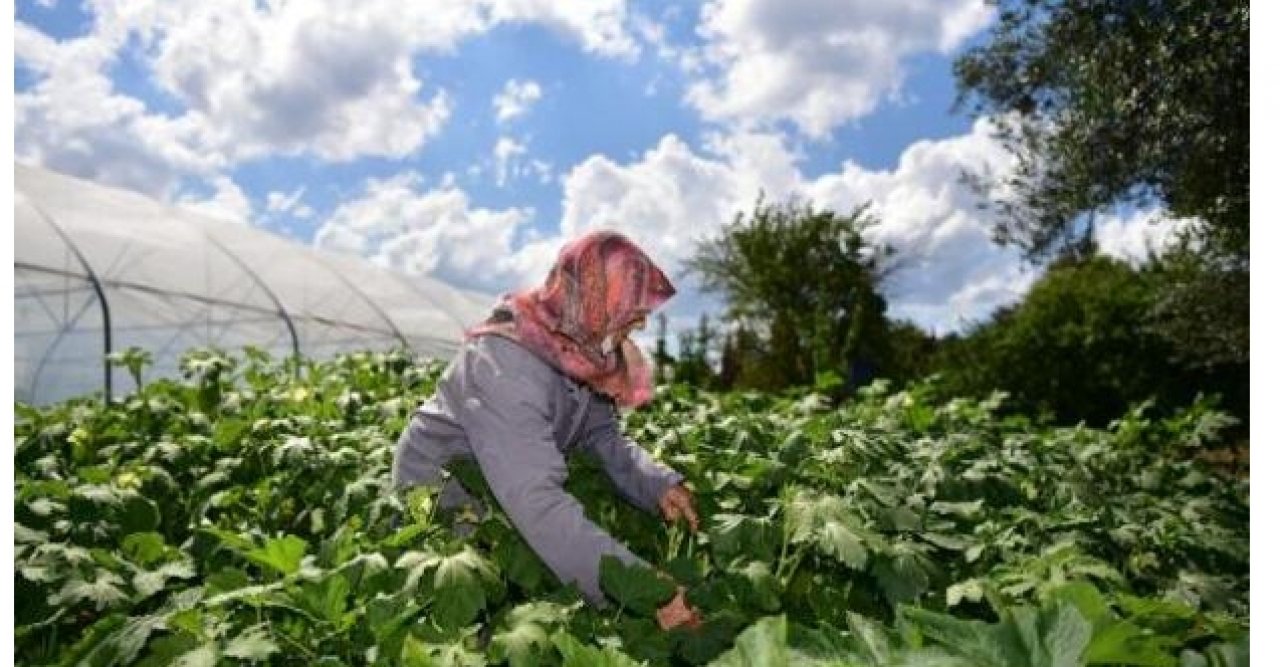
(320, 123, 1024, 333)
(266, 186, 315, 219)
(1095, 209, 1197, 265)
(804, 118, 1033, 331)
(493, 136, 528, 187)
(547, 119, 1036, 334)
(316, 119, 1193, 336)
(15, 0, 639, 197)
(267, 187, 304, 213)
(15, 21, 222, 197)
(686, 0, 992, 137)
(313, 171, 548, 292)
(112, 1, 462, 163)
(493, 79, 543, 124)
(530, 159, 554, 184)
(177, 175, 253, 224)
(487, 0, 637, 59)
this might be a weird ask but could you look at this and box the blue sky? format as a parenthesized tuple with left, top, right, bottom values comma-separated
(14, 0, 1179, 335)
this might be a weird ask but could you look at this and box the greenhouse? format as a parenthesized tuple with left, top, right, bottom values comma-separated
(14, 162, 495, 405)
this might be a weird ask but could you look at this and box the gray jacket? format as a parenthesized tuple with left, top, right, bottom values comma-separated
(391, 334, 683, 605)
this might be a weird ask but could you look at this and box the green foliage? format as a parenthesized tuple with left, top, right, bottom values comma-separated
(954, 0, 1248, 261)
(13, 348, 1247, 665)
(684, 198, 895, 391)
(671, 314, 721, 389)
(952, 0, 1249, 383)
(600, 556, 678, 615)
(932, 255, 1237, 426)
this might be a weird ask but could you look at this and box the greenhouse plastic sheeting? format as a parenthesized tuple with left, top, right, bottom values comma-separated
(14, 163, 497, 405)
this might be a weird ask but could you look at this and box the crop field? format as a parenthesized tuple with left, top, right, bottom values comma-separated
(14, 349, 1249, 666)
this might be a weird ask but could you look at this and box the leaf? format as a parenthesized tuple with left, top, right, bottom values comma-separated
(402, 634, 487, 667)
(946, 579, 986, 608)
(845, 612, 895, 664)
(904, 600, 1094, 667)
(599, 555, 676, 615)
(489, 603, 568, 667)
(493, 534, 551, 593)
(1183, 639, 1249, 667)
(922, 532, 971, 552)
(396, 549, 438, 593)
(1086, 622, 1177, 667)
(1046, 584, 1176, 667)
(710, 513, 779, 564)
(223, 626, 280, 662)
(14, 522, 47, 544)
(884, 506, 924, 532)
(872, 547, 933, 604)
(51, 571, 128, 610)
(931, 500, 985, 521)
(294, 573, 350, 625)
(118, 495, 161, 534)
(431, 548, 497, 630)
(132, 560, 197, 599)
(244, 535, 308, 575)
(136, 634, 200, 667)
(205, 567, 251, 594)
(903, 606, 1030, 667)
(673, 613, 742, 665)
(551, 630, 646, 667)
(815, 518, 870, 570)
(730, 561, 783, 612)
(200, 526, 256, 553)
(73, 612, 168, 666)
(121, 532, 170, 566)
(709, 615, 788, 667)
(1035, 603, 1091, 667)
(366, 592, 423, 643)
(174, 643, 220, 667)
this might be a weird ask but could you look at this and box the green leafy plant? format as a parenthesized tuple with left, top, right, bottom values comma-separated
(13, 348, 1247, 665)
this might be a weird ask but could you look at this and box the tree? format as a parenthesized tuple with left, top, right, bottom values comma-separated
(931, 254, 1233, 426)
(954, 0, 1248, 382)
(954, 0, 1248, 260)
(880, 321, 940, 385)
(684, 199, 895, 390)
(671, 314, 718, 388)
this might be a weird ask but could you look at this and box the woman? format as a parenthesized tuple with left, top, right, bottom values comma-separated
(391, 230, 702, 631)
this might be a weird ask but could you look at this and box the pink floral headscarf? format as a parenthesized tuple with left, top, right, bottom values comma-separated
(467, 230, 676, 407)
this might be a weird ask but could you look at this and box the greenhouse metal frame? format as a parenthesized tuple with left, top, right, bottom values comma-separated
(15, 162, 496, 405)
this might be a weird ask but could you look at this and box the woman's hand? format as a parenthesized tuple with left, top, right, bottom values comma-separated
(659, 483, 699, 532)
(656, 585, 702, 631)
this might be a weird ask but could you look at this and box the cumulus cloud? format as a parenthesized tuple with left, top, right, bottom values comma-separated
(1095, 209, 1197, 266)
(536, 119, 1032, 333)
(266, 186, 314, 219)
(804, 118, 1032, 331)
(686, 0, 992, 137)
(177, 175, 253, 224)
(313, 171, 551, 292)
(493, 79, 543, 124)
(15, 21, 222, 197)
(551, 121, 1206, 334)
(315, 123, 1024, 333)
(315, 114, 1192, 335)
(15, 0, 638, 199)
(493, 136, 528, 186)
(487, 0, 637, 59)
(491, 136, 555, 187)
(101, 1, 469, 163)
